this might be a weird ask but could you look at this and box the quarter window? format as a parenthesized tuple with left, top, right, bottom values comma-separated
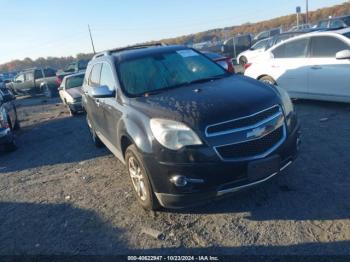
(310, 36, 349, 58)
(88, 63, 102, 87)
(272, 38, 309, 58)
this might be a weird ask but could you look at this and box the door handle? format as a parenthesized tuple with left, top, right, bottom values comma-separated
(311, 65, 322, 70)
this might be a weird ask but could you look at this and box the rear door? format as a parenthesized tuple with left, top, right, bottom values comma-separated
(84, 63, 104, 129)
(270, 37, 310, 96)
(308, 35, 350, 99)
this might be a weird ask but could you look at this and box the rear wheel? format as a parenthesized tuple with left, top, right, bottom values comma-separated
(259, 76, 277, 86)
(125, 144, 160, 210)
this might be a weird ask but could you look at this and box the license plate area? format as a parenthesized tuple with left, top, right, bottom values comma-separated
(247, 155, 281, 182)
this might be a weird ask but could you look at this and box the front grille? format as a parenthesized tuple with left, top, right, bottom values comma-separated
(215, 126, 284, 160)
(206, 105, 280, 136)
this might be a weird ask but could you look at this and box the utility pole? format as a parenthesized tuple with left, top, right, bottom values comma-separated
(88, 24, 96, 54)
(306, 0, 309, 24)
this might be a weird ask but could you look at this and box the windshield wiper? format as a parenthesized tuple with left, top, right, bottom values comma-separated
(187, 75, 227, 85)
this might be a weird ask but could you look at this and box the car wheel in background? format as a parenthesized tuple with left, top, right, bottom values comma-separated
(44, 84, 53, 98)
(259, 76, 277, 86)
(125, 144, 160, 211)
(239, 56, 248, 65)
(4, 136, 17, 152)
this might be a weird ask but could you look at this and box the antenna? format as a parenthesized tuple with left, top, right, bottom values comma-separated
(88, 24, 96, 54)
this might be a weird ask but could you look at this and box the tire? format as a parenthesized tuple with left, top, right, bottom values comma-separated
(13, 119, 20, 131)
(43, 84, 53, 98)
(125, 144, 160, 210)
(87, 116, 104, 147)
(239, 56, 248, 65)
(4, 137, 17, 152)
(259, 76, 277, 86)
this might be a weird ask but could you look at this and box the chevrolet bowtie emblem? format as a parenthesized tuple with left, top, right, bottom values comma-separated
(247, 126, 266, 139)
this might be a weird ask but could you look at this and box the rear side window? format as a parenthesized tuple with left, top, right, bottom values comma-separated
(272, 38, 309, 58)
(310, 36, 349, 58)
(25, 72, 34, 81)
(88, 63, 102, 87)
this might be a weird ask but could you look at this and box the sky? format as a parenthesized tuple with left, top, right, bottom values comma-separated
(0, 0, 346, 64)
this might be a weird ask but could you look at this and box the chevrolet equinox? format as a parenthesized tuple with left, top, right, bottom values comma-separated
(82, 44, 300, 210)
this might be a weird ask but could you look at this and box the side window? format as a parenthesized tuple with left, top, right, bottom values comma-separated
(272, 38, 309, 58)
(34, 70, 44, 79)
(88, 63, 102, 87)
(15, 74, 24, 83)
(43, 68, 55, 77)
(100, 63, 116, 91)
(318, 20, 329, 29)
(330, 19, 344, 29)
(310, 36, 349, 58)
(25, 72, 34, 81)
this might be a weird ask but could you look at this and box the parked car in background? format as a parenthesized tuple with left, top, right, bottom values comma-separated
(221, 33, 253, 58)
(253, 27, 281, 43)
(238, 31, 310, 65)
(0, 87, 19, 152)
(56, 60, 89, 86)
(58, 72, 85, 115)
(288, 24, 311, 32)
(7, 67, 58, 97)
(202, 51, 235, 73)
(315, 15, 350, 30)
(245, 28, 350, 103)
(237, 38, 272, 65)
(83, 44, 300, 210)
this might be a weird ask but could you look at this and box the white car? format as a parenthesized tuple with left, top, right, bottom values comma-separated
(58, 72, 85, 115)
(245, 28, 350, 103)
(237, 37, 271, 65)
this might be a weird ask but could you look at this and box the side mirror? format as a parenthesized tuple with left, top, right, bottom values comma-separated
(90, 85, 115, 98)
(336, 50, 350, 60)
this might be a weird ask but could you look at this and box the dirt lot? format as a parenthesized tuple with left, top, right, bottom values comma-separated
(0, 96, 350, 255)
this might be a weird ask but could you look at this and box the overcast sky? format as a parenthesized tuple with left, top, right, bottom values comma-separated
(0, 0, 346, 64)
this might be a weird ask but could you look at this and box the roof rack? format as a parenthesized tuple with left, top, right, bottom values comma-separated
(92, 43, 166, 60)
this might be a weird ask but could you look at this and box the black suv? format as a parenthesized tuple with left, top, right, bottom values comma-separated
(82, 44, 300, 210)
(0, 86, 19, 152)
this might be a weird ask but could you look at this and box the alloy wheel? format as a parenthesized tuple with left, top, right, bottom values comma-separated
(128, 156, 147, 201)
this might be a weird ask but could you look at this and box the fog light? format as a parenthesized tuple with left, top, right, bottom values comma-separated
(170, 175, 188, 187)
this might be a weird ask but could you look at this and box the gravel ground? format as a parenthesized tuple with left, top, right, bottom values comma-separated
(0, 96, 350, 255)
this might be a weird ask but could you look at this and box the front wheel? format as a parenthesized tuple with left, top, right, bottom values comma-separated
(259, 76, 277, 86)
(125, 144, 160, 210)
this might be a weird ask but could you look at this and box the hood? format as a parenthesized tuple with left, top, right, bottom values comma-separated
(130, 75, 281, 134)
(66, 87, 83, 99)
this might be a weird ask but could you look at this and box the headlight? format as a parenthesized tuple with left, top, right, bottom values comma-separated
(150, 119, 202, 150)
(274, 86, 294, 115)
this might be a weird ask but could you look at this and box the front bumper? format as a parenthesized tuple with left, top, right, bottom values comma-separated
(143, 124, 300, 209)
(68, 102, 83, 112)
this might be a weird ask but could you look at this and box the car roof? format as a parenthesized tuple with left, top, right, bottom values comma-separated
(92, 45, 190, 64)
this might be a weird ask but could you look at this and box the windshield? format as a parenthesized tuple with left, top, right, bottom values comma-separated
(66, 74, 84, 89)
(117, 49, 228, 96)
